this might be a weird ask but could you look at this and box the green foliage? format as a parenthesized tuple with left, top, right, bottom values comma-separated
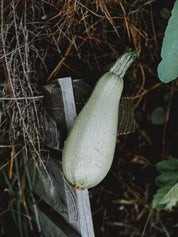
(153, 156, 178, 211)
(157, 0, 178, 83)
(150, 92, 170, 125)
(160, 182, 178, 210)
(151, 106, 166, 125)
(160, 8, 170, 19)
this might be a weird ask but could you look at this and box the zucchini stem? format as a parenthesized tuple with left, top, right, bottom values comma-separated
(110, 49, 138, 79)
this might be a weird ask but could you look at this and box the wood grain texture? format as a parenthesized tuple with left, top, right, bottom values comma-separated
(31, 77, 95, 237)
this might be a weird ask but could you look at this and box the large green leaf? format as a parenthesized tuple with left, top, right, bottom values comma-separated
(157, 0, 178, 83)
(153, 156, 178, 211)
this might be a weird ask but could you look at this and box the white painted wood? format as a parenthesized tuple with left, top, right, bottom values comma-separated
(58, 77, 76, 131)
(58, 77, 95, 237)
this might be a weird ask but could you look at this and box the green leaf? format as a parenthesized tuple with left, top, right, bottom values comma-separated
(160, 183, 178, 211)
(156, 156, 178, 172)
(160, 8, 170, 19)
(153, 156, 178, 211)
(152, 186, 171, 211)
(157, 0, 178, 83)
(151, 106, 166, 125)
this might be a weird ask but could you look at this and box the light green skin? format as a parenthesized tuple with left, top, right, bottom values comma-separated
(62, 72, 123, 189)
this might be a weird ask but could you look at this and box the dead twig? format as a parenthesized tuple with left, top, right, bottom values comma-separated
(47, 35, 77, 81)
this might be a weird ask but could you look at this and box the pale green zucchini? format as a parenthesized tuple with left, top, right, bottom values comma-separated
(62, 50, 137, 189)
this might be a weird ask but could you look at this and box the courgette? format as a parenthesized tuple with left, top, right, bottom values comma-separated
(62, 50, 137, 189)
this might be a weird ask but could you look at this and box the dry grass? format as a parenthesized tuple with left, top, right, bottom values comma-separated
(0, 0, 177, 236)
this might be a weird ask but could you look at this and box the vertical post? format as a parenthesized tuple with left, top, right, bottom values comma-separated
(58, 77, 95, 237)
(58, 77, 76, 131)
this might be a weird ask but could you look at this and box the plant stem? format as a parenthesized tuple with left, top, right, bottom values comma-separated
(109, 49, 138, 79)
(161, 82, 174, 160)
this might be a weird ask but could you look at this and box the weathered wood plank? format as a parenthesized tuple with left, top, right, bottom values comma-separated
(58, 77, 76, 131)
(43, 108, 60, 150)
(57, 77, 95, 237)
(31, 77, 95, 237)
(29, 157, 95, 236)
(29, 158, 78, 221)
(38, 207, 80, 237)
